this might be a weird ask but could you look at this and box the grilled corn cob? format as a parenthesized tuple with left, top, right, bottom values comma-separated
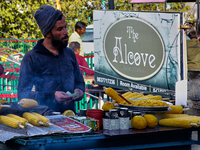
(105, 87, 124, 103)
(23, 112, 43, 126)
(159, 118, 197, 128)
(102, 102, 115, 111)
(7, 114, 33, 128)
(31, 112, 51, 126)
(166, 114, 189, 118)
(122, 92, 132, 98)
(143, 114, 158, 128)
(129, 94, 144, 100)
(167, 105, 183, 114)
(151, 95, 162, 100)
(0, 115, 24, 129)
(18, 99, 38, 108)
(124, 92, 139, 99)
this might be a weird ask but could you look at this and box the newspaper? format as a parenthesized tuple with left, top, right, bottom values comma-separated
(0, 115, 91, 143)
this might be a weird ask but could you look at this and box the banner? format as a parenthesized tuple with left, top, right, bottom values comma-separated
(93, 10, 183, 94)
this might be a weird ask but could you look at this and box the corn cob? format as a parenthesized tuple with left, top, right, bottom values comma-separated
(143, 114, 158, 128)
(128, 94, 144, 100)
(0, 104, 11, 110)
(159, 118, 197, 128)
(102, 101, 115, 111)
(124, 92, 139, 99)
(105, 87, 124, 103)
(151, 95, 162, 100)
(122, 92, 132, 98)
(7, 114, 33, 128)
(0, 115, 24, 129)
(166, 114, 188, 118)
(23, 112, 43, 126)
(167, 105, 183, 114)
(31, 112, 51, 126)
(0, 99, 8, 104)
(18, 99, 38, 108)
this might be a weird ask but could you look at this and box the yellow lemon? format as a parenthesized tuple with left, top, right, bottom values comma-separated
(63, 110, 75, 116)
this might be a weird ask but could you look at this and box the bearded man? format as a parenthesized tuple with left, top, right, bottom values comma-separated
(18, 5, 85, 113)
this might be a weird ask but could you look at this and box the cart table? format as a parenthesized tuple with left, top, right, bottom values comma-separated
(1, 126, 200, 150)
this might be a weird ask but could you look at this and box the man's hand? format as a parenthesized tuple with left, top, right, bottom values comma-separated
(55, 91, 75, 105)
(74, 88, 84, 101)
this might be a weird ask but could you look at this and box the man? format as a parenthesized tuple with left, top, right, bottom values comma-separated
(18, 5, 85, 113)
(69, 42, 94, 75)
(187, 30, 200, 71)
(68, 21, 87, 56)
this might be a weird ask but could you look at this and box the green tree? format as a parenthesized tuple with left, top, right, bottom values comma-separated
(0, 0, 193, 39)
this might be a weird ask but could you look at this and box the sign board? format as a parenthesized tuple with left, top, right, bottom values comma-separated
(93, 10, 183, 94)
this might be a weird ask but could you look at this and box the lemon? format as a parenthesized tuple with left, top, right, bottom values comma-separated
(63, 110, 75, 116)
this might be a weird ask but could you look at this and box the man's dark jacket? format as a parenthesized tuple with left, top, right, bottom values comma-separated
(18, 39, 85, 113)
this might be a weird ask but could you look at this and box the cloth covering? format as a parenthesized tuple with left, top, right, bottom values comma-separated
(18, 39, 85, 113)
(187, 38, 200, 71)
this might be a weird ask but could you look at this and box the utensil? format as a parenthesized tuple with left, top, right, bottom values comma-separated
(118, 93, 131, 104)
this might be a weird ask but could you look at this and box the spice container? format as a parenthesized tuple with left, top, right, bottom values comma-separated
(109, 109, 119, 130)
(128, 111, 133, 128)
(119, 107, 129, 130)
(103, 111, 110, 130)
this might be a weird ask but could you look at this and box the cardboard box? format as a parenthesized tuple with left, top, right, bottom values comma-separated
(70, 116, 99, 131)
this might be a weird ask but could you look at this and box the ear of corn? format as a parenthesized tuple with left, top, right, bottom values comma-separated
(7, 114, 29, 128)
(122, 92, 132, 98)
(102, 102, 115, 111)
(128, 94, 144, 100)
(105, 87, 124, 103)
(18, 99, 38, 108)
(124, 92, 139, 99)
(31, 112, 51, 126)
(23, 112, 43, 126)
(167, 105, 183, 114)
(166, 114, 188, 118)
(151, 95, 162, 100)
(159, 118, 197, 128)
(143, 114, 158, 128)
(131, 116, 147, 129)
(0, 115, 24, 129)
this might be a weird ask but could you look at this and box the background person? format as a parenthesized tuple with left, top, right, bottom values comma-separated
(187, 30, 200, 71)
(18, 5, 85, 113)
(68, 21, 87, 56)
(69, 42, 94, 75)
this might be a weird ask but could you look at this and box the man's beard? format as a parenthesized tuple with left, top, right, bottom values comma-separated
(50, 32, 68, 50)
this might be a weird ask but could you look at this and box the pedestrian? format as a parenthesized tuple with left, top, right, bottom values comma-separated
(187, 30, 200, 71)
(69, 42, 94, 75)
(68, 21, 87, 56)
(18, 5, 85, 113)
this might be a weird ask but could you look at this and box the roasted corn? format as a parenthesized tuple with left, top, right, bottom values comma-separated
(31, 112, 51, 126)
(18, 99, 38, 108)
(23, 112, 43, 126)
(0, 115, 24, 129)
(159, 118, 197, 128)
(7, 114, 33, 128)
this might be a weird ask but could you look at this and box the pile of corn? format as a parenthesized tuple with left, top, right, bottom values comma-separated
(159, 105, 200, 128)
(105, 88, 165, 106)
(122, 99, 169, 107)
